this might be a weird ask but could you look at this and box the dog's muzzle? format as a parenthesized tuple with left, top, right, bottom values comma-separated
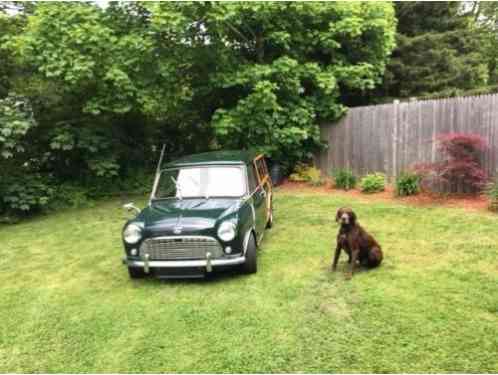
(340, 214, 349, 224)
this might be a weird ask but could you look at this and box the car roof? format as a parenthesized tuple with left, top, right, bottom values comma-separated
(164, 150, 260, 168)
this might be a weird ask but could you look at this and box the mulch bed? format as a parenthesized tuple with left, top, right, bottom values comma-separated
(277, 180, 492, 213)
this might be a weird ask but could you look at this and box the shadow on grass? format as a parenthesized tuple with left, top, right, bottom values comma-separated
(130, 266, 250, 286)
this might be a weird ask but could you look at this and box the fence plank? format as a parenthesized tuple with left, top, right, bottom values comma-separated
(319, 93, 498, 180)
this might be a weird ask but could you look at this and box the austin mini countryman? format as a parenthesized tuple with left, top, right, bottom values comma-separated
(121, 150, 273, 279)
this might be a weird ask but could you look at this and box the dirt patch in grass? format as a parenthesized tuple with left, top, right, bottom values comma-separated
(278, 180, 490, 213)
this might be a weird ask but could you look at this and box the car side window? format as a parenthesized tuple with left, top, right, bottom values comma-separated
(247, 165, 258, 193)
(256, 160, 265, 183)
(254, 157, 269, 185)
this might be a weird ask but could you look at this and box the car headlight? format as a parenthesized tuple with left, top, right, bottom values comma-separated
(217, 221, 236, 242)
(123, 223, 142, 244)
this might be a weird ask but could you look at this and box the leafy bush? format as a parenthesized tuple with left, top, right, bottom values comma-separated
(360, 173, 386, 193)
(395, 172, 420, 196)
(0, 94, 36, 159)
(0, 168, 156, 220)
(51, 184, 92, 209)
(289, 163, 323, 186)
(1, 174, 54, 215)
(75, 169, 154, 200)
(87, 157, 120, 178)
(306, 167, 323, 187)
(332, 169, 356, 190)
(486, 179, 498, 212)
(117, 169, 155, 196)
(415, 133, 488, 193)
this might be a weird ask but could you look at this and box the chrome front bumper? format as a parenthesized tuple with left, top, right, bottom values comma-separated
(122, 255, 245, 273)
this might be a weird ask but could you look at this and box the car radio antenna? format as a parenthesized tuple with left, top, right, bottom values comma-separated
(150, 144, 167, 205)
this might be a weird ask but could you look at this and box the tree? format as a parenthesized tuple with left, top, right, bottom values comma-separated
(172, 2, 397, 167)
(1, 2, 397, 217)
(362, 2, 489, 103)
(469, 2, 498, 85)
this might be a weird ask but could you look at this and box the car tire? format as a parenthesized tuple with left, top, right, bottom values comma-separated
(128, 267, 146, 279)
(242, 233, 257, 274)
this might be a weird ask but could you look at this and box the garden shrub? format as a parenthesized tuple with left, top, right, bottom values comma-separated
(1, 174, 55, 215)
(289, 163, 323, 186)
(79, 168, 154, 200)
(360, 173, 386, 193)
(486, 178, 498, 212)
(0, 168, 155, 221)
(395, 171, 420, 196)
(117, 169, 155, 196)
(415, 133, 488, 193)
(51, 184, 93, 209)
(332, 169, 356, 190)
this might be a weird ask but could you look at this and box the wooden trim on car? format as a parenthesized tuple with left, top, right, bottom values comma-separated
(253, 159, 262, 185)
(259, 174, 269, 186)
(251, 155, 272, 198)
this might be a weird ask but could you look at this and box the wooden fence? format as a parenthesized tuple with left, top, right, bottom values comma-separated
(316, 94, 498, 180)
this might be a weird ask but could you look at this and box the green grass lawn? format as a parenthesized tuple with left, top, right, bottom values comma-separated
(1, 189, 497, 373)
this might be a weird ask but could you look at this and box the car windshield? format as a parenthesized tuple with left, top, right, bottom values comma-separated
(154, 166, 246, 199)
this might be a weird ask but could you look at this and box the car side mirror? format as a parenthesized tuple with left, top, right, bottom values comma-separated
(123, 202, 140, 215)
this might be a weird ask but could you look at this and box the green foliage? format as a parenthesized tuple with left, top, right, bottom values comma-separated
(331, 169, 356, 190)
(0, 2, 397, 219)
(1, 174, 54, 214)
(0, 94, 36, 159)
(365, 2, 490, 103)
(51, 183, 92, 210)
(11, 3, 166, 116)
(470, 2, 498, 86)
(207, 2, 396, 167)
(87, 157, 120, 178)
(0, 167, 155, 219)
(395, 171, 420, 196)
(47, 125, 121, 179)
(486, 178, 498, 212)
(289, 163, 323, 186)
(117, 169, 154, 196)
(360, 173, 386, 193)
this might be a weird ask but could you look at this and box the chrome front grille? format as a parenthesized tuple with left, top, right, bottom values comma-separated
(139, 236, 223, 260)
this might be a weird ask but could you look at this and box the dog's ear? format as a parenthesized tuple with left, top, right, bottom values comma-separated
(335, 208, 343, 222)
(350, 210, 357, 225)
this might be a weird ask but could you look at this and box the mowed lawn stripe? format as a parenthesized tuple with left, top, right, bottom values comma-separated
(0, 191, 497, 372)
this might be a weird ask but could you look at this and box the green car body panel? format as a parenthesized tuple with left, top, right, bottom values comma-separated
(121, 150, 273, 279)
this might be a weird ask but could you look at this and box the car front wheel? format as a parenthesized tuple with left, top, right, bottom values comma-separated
(241, 233, 257, 274)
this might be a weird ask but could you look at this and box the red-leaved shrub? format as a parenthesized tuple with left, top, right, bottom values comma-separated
(415, 133, 489, 193)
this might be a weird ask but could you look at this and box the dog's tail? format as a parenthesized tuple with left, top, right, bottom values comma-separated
(368, 247, 383, 268)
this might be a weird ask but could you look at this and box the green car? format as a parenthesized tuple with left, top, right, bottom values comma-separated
(121, 150, 274, 279)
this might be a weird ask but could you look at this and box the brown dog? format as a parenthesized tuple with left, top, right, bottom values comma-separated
(332, 207, 383, 279)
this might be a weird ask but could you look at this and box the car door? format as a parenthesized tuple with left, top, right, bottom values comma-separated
(258, 157, 272, 215)
(248, 162, 266, 239)
(253, 155, 271, 236)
